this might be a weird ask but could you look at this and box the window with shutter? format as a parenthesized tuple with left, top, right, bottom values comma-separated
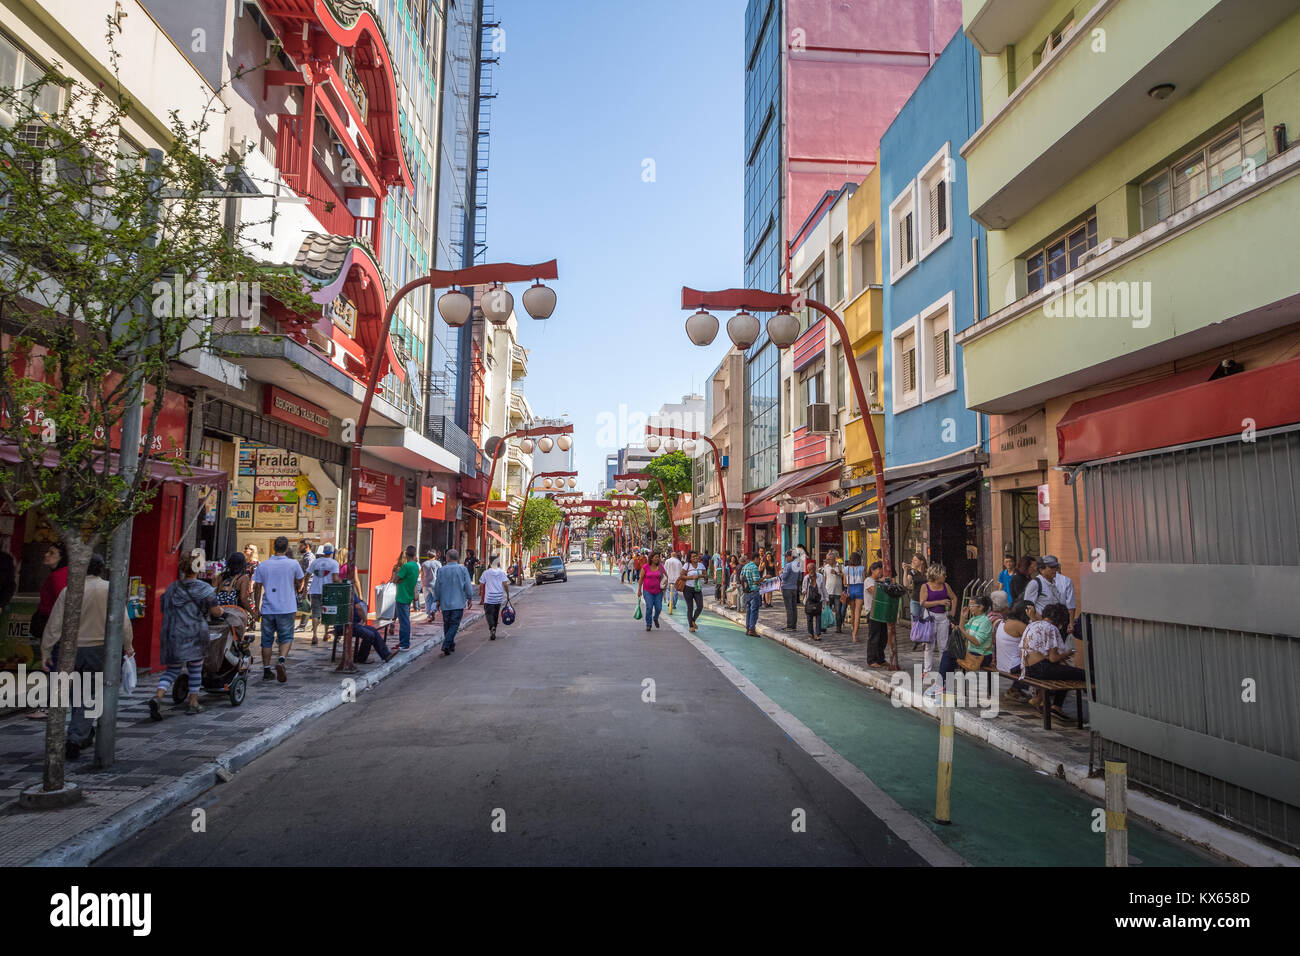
(934, 329, 950, 378)
(902, 348, 916, 393)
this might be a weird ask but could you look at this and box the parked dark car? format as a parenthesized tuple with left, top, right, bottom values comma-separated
(533, 556, 567, 585)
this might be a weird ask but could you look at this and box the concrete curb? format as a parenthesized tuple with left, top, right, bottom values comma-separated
(699, 594, 1296, 868)
(28, 585, 534, 867)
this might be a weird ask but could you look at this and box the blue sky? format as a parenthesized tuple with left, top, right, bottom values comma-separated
(488, 0, 746, 489)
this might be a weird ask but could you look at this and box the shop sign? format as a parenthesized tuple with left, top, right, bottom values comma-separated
(422, 484, 449, 520)
(263, 386, 331, 438)
(324, 293, 357, 337)
(1038, 483, 1051, 531)
(358, 468, 390, 504)
(254, 502, 298, 530)
(254, 475, 299, 503)
(254, 449, 300, 476)
(235, 500, 254, 529)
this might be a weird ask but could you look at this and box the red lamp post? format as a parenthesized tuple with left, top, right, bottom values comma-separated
(478, 424, 573, 573)
(339, 259, 557, 673)
(678, 286, 897, 667)
(645, 425, 728, 556)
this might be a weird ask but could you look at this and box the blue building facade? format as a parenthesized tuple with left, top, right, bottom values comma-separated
(878, 32, 989, 592)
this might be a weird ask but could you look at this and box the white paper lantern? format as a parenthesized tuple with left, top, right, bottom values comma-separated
(542, 477, 553, 489)
(567, 477, 577, 488)
(664, 437, 679, 454)
(685, 309, 719, 346)
(522, 281, 556, 320)
(538, 436, 554, 453)
(726, 310, 760, 350)
(766, 309, 801, 349)
(482, 284, 514, 326)
(438, 289, 472, 327)
(638, 479, 649, 491)
(645, 435, 661, 452)
(556, 434, 572, 451)
(682, 439, 696, 454)
(519, 437, 535, 455)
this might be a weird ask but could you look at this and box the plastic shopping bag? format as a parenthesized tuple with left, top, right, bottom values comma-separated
(634, 599, 643, 621)
(121, 654, 138, 696)
(820, 605, 835, 630)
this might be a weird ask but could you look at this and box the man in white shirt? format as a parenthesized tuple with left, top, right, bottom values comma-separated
(306, 544, 340, 646)
(1024, 555, 1077, 625)
(420, 550, 442, 621)
(663, 551, 683, 614)
(480, 555, 510, 640)
(42, 553, 131, 758)
(253, 536, 304, 683)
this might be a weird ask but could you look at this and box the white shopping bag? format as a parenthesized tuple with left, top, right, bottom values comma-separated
(121, 654, 138, 696)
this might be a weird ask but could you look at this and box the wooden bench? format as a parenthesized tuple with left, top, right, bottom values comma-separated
(998, 670, 1086, 730)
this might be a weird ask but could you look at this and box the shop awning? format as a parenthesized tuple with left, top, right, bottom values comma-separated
(841, 498, 881, 532)
(487, 529, 507, 547)
(807, 489, 877, 528)
(0, 443, 228, 486)
(752, 460, 842, 504)
(884, 469, 980, 508)
(1057, 359, 1296, 465)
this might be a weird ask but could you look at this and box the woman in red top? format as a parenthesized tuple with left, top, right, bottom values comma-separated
(28, 541, 68, 720)
(638, 552, 666, 632)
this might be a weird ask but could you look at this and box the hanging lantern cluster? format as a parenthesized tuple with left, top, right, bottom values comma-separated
(439, 279, 557, 329)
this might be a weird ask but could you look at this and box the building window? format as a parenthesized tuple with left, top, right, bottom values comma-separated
(0, 31, 63, 119)
(1025, 214, 1097, 295)
(834, 343, 846, 410)
(920, 292, 956, 400)
(1140, 109, 1267, 230)
(889, 184, 917, 281)
(832, 238, 844, 304)
(891, 317, 920, 413)
(852, 226, 877, 293)
(797, 259, 825, 332)
(918, 143, 952, 259)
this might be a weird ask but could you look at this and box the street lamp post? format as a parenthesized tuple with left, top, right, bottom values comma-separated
(645, 425, 728, 558)
(479, 424, 573, 577)
(338, 259, 558, 672)
(678, 285, 898, 668)
(515, 470, 579, 563)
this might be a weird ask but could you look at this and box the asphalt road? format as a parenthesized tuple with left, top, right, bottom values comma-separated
(98, 566, 928, 866)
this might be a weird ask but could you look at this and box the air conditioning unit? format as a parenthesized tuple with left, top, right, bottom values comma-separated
(720, 455, 729, 469)
(1077, 237, 1118, 267)
(807, 402, 832, 434)
(865, 370, 879, 402)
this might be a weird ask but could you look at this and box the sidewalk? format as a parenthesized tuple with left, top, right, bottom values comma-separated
(631, 579, 1291, 866)
(0, 587, 526, 866)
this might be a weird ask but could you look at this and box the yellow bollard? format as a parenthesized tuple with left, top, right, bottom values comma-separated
(935, 691, 955, 825)
(1105, 760, 1128, 866)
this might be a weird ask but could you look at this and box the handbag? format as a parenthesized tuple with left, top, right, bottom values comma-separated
(910, 609, 936, 644)
(675, 572, 688, 593)
(501, 602, 515, 626)
(946, 623, 968, 660)
(633, 599, 643, 621)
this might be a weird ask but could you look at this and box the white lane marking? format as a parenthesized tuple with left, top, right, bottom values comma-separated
(625, 580, 966, 867)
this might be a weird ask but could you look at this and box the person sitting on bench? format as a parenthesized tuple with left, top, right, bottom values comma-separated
(350, 591, 392, 664)
(1021, 602, 1082, 719)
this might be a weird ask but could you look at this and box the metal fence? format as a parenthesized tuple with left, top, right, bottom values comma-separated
(1080, 425, 1300, 849)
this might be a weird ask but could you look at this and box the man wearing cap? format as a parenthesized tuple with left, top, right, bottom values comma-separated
(306, 544, 340, 645)
(1025, 555, 1077, 625)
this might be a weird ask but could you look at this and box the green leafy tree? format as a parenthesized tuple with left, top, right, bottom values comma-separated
(644, 451, 692, 526)
(520, 496, 563, 552)
(0, 23, 311, 792)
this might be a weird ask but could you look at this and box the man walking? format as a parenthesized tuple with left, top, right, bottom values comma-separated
(433, 549, 474, 655)
(393, 545, 420, 651)
(480, 555, 510, 640)
(294, 539, 315, 631)
(663, 550, 683, 615)
(420, 550, 442, 622)
(306, 544, 340, 645)
(740, 552, 762, 636)
(779, 549, 802, 630)
(864, 562, 890, 666)
(252, 535, 303, 682)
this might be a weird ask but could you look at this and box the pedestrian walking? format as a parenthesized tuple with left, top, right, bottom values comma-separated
(242, 543, 260, 576)
(761, 550, 777, 607)
(779, 550, 802, 630)
(251, 535, 303, 683)
(432, 548, 474, 656)
(420, 550, 442, 621)
(392, 545, 420, 650)
(464, 549, 479, 585)
(151, 553, 224, 719)
(42, 553, 131, 755)
(920, 563, 957, 677)
(639, 551, 666, 631)
(306, 544, 340, 645)
(663, 550, 683, 614)
(683, 550, 707, 632)
(294, 539, 315, 631)
(802, 562, 825, 641)
(481, 555, 510, 640)
(841, 551, 867, 641)
(823, 551, 845, 632)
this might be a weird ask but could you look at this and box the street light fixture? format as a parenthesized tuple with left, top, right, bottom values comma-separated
(481, 282, 514, 326)
(645, 434, 661, 452)
(679, 284, 897, 667)
(340, 258, 558, 673)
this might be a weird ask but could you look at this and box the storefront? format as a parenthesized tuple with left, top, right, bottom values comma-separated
(883, 458, 986, 600)
(985, 408, 1049, 565)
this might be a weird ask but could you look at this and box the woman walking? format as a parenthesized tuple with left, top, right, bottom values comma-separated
(683, 550, 707, 632)
(802, 561, 825, 641)
(842, 551, 866, 642)
(822, 551, 845, 633)
(920, 563, 958, 676)
(761, 550, 777, 608)
(639, 551, 666, 631)
(214, 552, 254, 643)
(151, 553, 225, 719)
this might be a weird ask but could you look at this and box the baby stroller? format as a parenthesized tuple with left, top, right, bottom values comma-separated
(171, 607, 252, 707)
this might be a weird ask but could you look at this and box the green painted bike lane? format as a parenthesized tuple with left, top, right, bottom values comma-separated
(690, 610, 1218, 867)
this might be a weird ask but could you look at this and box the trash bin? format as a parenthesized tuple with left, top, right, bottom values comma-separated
(869, 581, 905, 623)
(321, 583, 351, 626)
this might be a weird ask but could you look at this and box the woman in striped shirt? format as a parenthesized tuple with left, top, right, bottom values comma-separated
(842, 551, 866, 642)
